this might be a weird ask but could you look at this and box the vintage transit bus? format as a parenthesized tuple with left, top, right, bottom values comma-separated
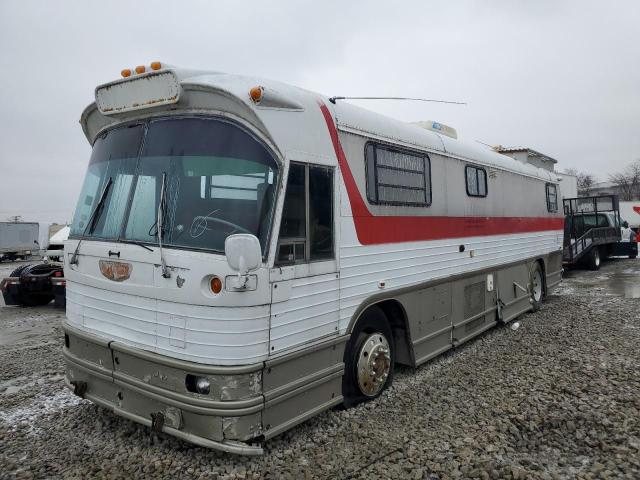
(63, 63, 565, 454)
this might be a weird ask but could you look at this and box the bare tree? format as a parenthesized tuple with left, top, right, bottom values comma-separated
(609, 159, 640, 201)
(577, 173, 596, 196)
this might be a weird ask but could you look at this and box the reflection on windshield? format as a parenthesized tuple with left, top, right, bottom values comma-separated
(70, 117, 280, 254)
(70, 125, 142, 239)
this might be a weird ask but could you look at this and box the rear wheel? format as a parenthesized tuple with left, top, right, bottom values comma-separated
(530, 263, 544, 311)
(587, 247, 601, 271)
(343, 306, 394, 407)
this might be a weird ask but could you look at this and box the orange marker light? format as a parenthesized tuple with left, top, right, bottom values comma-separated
(150, 61, 162, 71)
(135, 65, 146, 74)
(210, 276, 223, 294)
(121, 69, 132, 78)
(249, 86, 264, 103)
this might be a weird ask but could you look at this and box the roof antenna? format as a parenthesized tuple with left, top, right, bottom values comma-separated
(328, 96, 467, 105)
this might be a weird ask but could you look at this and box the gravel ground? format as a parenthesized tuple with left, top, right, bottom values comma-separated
(0, 258, 639, 479)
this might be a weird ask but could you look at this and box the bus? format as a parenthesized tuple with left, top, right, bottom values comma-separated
(63, 63, 565, 455)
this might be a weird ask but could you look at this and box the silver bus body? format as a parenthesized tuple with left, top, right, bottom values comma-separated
(63, 64, 564, 454)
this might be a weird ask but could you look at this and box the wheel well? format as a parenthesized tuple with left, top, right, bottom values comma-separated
(362, 300, 414, 367)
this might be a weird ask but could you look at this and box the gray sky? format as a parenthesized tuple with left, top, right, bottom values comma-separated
(1, 0, 639, 224)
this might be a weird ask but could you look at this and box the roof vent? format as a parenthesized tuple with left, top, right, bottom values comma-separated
(413, 121, 457, 139)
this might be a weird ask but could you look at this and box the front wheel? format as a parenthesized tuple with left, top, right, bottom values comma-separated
(343, 306, 394, 407)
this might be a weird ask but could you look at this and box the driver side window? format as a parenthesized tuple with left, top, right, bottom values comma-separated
(277, 163, 334, 264)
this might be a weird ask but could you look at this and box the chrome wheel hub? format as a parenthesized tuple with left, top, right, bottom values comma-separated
(356, 332, 391, 397)
(532, 269, 543, 302)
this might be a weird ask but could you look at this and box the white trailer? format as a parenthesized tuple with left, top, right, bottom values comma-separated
(0, 222, 39, 261)
(63, 63, 565, 454)
(619, 201, 640, 230)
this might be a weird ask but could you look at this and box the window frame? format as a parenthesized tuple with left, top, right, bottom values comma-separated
(465, 165, 488, 198)
(276, 162, 335, 265)
(69, 115, 283, 260)
(364, 141, 432, 207)
(546, 183, 558, 212)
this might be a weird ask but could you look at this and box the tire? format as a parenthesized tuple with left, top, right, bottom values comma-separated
(342, 305, 394, 408)
(9, 264, 31, 277)
(7, 264, 52, 307)
(587, 247, 601, 271)
(530, 262, 544, 312)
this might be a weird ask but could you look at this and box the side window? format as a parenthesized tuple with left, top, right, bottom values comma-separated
(277, 163, 334, 264)
(309, 166, 334, 260)
(365, 143, 431, 206)
(465, 165, 487, 197)
(546, 183, 558, 212)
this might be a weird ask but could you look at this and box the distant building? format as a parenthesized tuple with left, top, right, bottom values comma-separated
(494, 147, 557, 172)
(558, 172, 578, 198)
(494, 146, 577, 199)
(588, 181, 640, 200)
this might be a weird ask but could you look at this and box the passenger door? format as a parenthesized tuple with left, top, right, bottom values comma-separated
(269, 163, 340, 354)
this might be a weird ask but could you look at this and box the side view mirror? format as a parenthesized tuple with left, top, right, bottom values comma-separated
(225, 234, 261, 275)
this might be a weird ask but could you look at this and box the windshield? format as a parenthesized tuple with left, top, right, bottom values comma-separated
(70, 117, 280, 254)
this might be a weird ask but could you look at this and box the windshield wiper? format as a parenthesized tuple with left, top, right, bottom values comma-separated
(70, 177, 113, 266)
(128, 241, 154, 252)
(157, 172, 170, 278)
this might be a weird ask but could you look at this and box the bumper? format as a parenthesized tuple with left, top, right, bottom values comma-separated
(1, 275, 65, 307)
(63, 323, 346, 455)
(0, 277, 20, 305)
(609, 241, 638, 257)
(61, 376, 263, 455)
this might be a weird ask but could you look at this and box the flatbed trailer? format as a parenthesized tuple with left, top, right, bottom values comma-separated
(0, 263, 66, 307)
(562, 195, 636, 269)
(0, 228, 68, 307)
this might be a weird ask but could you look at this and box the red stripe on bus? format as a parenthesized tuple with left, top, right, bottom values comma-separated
(318, 102, 564, 245)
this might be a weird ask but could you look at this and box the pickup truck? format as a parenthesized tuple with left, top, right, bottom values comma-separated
(563, 195, 637, 270)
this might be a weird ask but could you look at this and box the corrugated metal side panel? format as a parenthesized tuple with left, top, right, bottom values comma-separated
(155, 300, 270, 363)
(65, 281, 270, 365)
(66, 281, 157, 348)
(338, 219, 562, 331)
(270, 273, 340, 352)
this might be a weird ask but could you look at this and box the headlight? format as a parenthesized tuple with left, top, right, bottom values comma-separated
(186, 374, 211, 395)
(196, 377, 210, 395)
